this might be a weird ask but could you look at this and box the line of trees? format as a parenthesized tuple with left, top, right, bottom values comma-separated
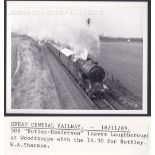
(99, 35, 143, 43)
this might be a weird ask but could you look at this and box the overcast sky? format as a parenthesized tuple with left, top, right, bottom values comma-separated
(8, 1, 147, 39)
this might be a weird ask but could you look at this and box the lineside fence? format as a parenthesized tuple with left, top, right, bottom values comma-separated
(104, 71, 121, 88)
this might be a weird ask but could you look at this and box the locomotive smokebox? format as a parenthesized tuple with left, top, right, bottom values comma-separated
(89, 66, 105, 83)
(79, 59, 105, 83)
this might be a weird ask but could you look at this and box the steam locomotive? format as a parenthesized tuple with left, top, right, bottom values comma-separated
(46, 42, 108, 100)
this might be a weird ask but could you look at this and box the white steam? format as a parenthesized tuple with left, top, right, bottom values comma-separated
(12, 15, 100, 59)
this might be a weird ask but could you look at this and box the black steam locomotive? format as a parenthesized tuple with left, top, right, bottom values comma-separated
(46, 43, 108, 100)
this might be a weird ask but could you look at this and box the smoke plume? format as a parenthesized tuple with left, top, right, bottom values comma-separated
(11, 14, 100, 58)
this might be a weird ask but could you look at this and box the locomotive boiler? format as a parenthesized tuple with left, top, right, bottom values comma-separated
(75, 58, 106, 99)
(46, 42, 108, 99)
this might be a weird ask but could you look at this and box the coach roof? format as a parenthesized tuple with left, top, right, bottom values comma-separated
(60, 48, 74, 57)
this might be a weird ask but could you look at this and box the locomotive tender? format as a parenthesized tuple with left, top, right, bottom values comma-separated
(46, 42, 108, 99)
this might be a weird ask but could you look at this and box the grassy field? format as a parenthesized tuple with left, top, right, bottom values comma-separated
(11, 38, 20, 77)
(11, 37, 60, 109)
(97, 42, 142, 98)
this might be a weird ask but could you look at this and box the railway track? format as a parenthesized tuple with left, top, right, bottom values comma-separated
(93, 99, 115, 110)
(43, 43, 126, 110)
(104, 94, 126, 110)
(92, 94, 126, 110)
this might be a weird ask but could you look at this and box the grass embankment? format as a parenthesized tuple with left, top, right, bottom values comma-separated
(105, 78, 142, 110)
(11, 38, 60, 109)
(11, 38, 20, 77)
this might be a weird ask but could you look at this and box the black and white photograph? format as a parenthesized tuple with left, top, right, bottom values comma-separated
(5, 0, 150, 115)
